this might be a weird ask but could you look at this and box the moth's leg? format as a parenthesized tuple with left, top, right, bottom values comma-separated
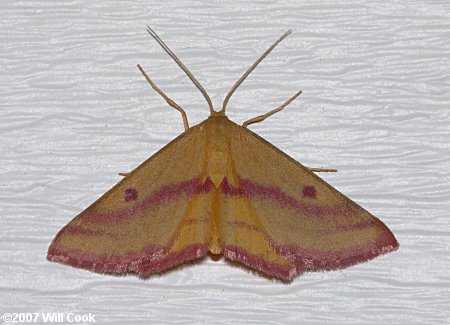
(242, 90, 302, 128)
(137, 64, 189, 131)
(118, 173, 129, 177)
(308, 167, 337, 173)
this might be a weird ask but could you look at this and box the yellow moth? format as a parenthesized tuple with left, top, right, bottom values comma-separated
(48, 27, 398, 281)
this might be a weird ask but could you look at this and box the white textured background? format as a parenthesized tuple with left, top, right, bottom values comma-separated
(1, 0, 449, 324)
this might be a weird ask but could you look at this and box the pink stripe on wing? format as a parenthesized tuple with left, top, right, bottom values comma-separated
(88, 176, 212, 224)
(221, 177, 359, 218)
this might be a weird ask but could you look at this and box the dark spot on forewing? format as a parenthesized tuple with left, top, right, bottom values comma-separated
(124, 188, 139, 202)
(302, 186, 316, 199)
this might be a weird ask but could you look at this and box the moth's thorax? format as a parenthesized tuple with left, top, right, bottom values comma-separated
(205, 115, 231, 188)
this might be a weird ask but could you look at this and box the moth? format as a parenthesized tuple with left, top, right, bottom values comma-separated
(48, 27, 399, 281)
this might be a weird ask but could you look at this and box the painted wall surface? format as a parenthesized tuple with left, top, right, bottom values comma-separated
(1, 1, 449, 324)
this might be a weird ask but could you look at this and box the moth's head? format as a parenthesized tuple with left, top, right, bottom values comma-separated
(209, 109, 227, 118)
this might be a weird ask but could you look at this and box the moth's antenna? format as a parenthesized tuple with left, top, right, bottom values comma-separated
(242, 90, 302, 128)
(221, 30, 292, 114)
(146, 26, 214, 114)
(137, 64, 189, 131)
